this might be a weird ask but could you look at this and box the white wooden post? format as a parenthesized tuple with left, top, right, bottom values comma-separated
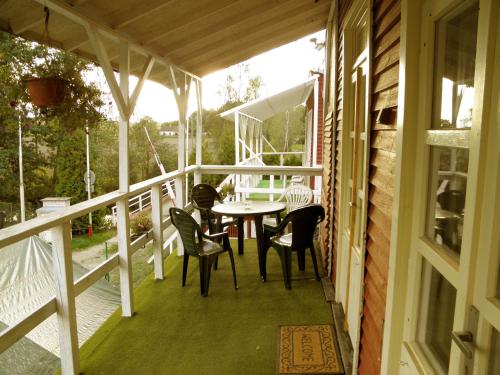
(51, 222, 80, 375)
(194, 79, 203, 185)
(151, 184, 164, 279)
(312, 77, 320, 189)
(234, 111, 241, 201)
(269, 175, 275, 202)
(117, 42, 134, 317)
(170, 68, 191, 255)
(86, 27, 154, 317)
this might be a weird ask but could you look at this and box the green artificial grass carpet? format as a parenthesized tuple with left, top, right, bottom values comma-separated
(78, 240, 333, 375)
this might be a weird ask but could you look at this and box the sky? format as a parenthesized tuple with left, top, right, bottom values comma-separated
(87, 30, 326, 123)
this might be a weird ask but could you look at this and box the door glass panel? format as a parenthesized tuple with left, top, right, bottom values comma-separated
(426, 147, 468, 256)
(488, 328, 500, 375)
(432, 2, 479, 129)
(419, 260, 457, 372)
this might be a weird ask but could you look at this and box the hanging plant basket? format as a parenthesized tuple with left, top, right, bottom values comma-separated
(25, 77, 68, 108)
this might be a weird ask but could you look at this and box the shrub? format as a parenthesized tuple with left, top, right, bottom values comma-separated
(130, 212, 152, 235)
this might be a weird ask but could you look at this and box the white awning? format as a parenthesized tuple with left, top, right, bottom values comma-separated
(220, 77, 316, 122)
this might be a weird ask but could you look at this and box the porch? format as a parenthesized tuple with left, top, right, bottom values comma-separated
(77, 240, 332, 375)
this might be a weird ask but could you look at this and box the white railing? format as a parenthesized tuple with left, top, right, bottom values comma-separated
(111, 180, 175, 224)
(0, 164, 322, 375)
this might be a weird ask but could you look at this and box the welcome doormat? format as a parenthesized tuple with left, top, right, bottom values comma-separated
(277, 325, 344, 375)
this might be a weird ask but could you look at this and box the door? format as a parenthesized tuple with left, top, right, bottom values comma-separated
(337, 4, 370, 370)
(401, 0, 500, 374)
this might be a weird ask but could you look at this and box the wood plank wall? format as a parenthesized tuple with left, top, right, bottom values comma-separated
(329, 0, 399, 373)
(330, 0, 352, 287)
(358, 0, 400, 374)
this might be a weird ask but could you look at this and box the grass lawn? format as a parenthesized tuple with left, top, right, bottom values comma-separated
(248, 178, 288, 201)
(71, 229, 116, 250)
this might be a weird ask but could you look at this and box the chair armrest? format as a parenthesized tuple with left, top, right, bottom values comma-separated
(263, 217, 288, 235)
(202, 231, 227, 241)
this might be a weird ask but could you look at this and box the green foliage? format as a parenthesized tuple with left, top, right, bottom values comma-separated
(263, 106, 305, 153)
(0, 31, 106, 225)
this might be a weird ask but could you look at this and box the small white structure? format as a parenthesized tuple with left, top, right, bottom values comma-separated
(220, 77, 321, 202)
(36, 198, 71, 243)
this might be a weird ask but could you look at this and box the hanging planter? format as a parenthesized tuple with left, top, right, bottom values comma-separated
(25, 77, 67, 108)
(24, 7, 68, 108)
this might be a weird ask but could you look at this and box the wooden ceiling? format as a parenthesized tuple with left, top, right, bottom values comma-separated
(0, 0, 330, 85)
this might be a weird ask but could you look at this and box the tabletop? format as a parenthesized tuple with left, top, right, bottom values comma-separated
(211, 201, 286, 217)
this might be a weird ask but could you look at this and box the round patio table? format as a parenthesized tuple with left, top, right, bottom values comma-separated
(212, 201, 285, 280)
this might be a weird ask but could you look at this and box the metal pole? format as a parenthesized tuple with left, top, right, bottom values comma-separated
(85, 125, 93, 237)
(18, 115, 26, 222)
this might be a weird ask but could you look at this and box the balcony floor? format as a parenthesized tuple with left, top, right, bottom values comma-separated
(78, 240, 333, 374)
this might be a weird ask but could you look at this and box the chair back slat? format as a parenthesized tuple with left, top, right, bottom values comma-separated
(191, 184, 221, 223)
(169, 207, 201, 256)
(283, 204, 325, 250)
(284, 185, 313, 213)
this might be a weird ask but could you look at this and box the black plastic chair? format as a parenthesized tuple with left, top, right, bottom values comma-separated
(191, 184, 235, 234)
(169, 207, 238, 297)
(262, 204, 325, 289)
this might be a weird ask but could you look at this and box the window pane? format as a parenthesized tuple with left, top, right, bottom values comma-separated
(488, 328, 500, 375)
(426, 147, 468, 256)
(432, 2, 479, 129)
(419, 261, 457, 372)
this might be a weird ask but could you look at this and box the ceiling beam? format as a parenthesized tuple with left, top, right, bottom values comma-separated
(178, 7, 329, 67)
(65, 35, 88, 52)
(111, 0, 178, 29)
(135, 0, 237, 44)
(30, 0, 200, 81)
(144, 0, 257, 46)
(166, 1, 329, 61)
(10, 16, 44, 34)
(188, 19, 325, 77)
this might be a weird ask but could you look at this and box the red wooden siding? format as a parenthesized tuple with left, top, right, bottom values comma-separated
(358, 0, 399, 374)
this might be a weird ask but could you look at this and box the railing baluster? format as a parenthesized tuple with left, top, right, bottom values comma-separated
(51, 222, 80, 375)
(174, 176, 184, 255)
(116, 198, 134, 317)
(151, 184, 164, 280)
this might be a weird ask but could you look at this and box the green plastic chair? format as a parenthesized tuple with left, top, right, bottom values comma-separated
(262, 204, 325, 289)
(191, 183, 235, 234)
(169, 207, 238, 297)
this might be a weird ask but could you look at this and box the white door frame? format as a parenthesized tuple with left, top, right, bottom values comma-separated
(398, 0, 500, 374)
(335, 0, 372, 372)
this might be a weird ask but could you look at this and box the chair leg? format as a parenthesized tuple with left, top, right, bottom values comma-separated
(309, 244, 321, 281)
(214, 255, 219, 270)
(204, 256, 213, 297)
(297, 248, 306, 271)
(275, 245, 292, 289)
(198, 257, 206, 296)
(182, 255, 189, 287)
(227, 247, 238, 290)
(261, 245, 270, 282)
(283, 247, 292, 289)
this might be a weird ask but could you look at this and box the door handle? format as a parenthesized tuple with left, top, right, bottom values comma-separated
(451, 331, 473, 359)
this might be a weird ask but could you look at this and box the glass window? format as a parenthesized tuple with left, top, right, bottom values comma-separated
(432, 2, 479, 129)
(488, 328, 500, 375)
(419, 260, 457, 372)
(426, 147, 468, 255)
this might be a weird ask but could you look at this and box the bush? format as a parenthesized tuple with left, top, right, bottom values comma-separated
(130, 212, 152, 235)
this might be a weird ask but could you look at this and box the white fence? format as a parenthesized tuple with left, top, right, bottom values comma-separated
(0, 164, 322, 375)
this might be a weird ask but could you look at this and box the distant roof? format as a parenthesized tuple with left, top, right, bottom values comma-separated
(220, 77, 316, 122)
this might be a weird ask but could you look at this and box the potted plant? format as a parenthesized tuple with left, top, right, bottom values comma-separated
(24, 7, 68, 108)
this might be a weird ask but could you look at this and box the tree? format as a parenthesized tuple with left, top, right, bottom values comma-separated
(0, 31, 105, 223)
(217, 62, 263, 104)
